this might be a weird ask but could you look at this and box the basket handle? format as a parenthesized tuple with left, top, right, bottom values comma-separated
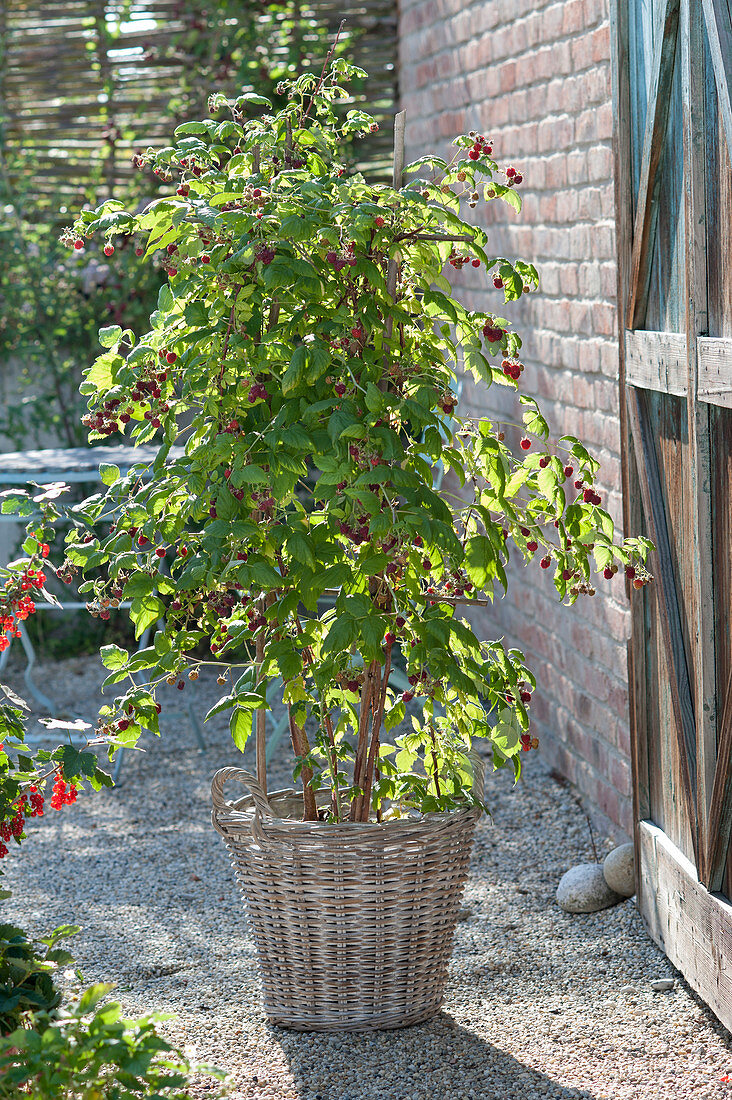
(211, 767, 274, 820)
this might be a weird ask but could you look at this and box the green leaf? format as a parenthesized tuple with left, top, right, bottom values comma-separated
(77, 983, 113, 1016)
(99, 463, 120, 487)
(322, 614, 358, 654)
(464, 535, 496, 590)
(98, 325, 122, 349)
(130, 595, 164, 639)
(123, 574, 156, 599)
(230, 707, 253, 752)
(282, 344, 309, 394)
(100, 644, 128, 671)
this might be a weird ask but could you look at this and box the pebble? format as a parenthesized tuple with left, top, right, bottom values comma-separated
(651, 979, 675, 992)
(603, 843, 636, 897)
(556, 862, 624, 912)
(2, 653, 732, 1100)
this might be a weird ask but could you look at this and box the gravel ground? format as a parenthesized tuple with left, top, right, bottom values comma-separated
(2, 652, 732, 1100)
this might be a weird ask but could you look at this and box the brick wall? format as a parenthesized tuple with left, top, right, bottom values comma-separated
(399, 0, 633, 835)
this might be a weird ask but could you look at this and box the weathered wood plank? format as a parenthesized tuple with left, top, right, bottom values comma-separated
(627, 0, 682, 330)
(639, 820, 732, 1033)
(702, 0, 732, 158)
(698, 338, 732, 407)
(624, 329, 688, 394)
(683, 0, 716, 885)
(706, 670, 732, 890)
(611, 0, 652, 870)
(627, 386, 698, 865)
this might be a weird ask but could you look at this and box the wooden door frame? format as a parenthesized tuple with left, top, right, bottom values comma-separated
(610, 0, 732, 1029)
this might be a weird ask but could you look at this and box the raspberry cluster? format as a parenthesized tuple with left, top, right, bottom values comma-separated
(324, 240, 359, 271)
(501, 357, 524, 381)
(467, 133, 493, 160)
(482, 321, 505, 343)
(81, 354, 173, 436)
(0, 573, 40, 651)
(50, 772, 77, 810)
(0, 786, 45, 858)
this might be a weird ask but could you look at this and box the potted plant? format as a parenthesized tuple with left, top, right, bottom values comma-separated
(62, 57, 652, 1030)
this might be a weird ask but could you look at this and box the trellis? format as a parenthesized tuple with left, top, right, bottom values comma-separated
(0, 0, 398, 214)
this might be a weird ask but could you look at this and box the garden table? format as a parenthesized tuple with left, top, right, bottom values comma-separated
(0, 445, 202, 773)
(0, 444, 296, 778)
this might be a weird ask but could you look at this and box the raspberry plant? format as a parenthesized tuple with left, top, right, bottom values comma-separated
(63, 59, 652, 822)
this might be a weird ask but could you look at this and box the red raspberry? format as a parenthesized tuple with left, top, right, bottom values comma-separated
(166, 351, 177, 364)
(603, 567, 614, 580)
(103, 243, 114, 257)
(374, 216, 385, 228)
(625, 565, 636, 579)
(468, 149, 480, 161)
(520, 438, 531, 450)
(493, 276, 503, 289)
(74, 239, 84, 250)
(135, 246, 144, 256)
(540, 556, 551, 569)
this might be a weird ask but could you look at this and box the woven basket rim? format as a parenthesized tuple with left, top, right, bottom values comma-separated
(215, 784, 481, 833)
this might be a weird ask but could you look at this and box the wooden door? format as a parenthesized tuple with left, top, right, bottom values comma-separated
(611, 0, 732, 1027)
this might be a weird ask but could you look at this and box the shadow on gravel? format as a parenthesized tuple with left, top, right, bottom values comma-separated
(272, 1015, 597, 1100)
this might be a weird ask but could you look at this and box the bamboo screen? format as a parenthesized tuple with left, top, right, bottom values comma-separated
(0, 1, 398, 216)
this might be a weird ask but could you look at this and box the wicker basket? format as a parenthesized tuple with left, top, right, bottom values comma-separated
(211, 767, 482, 1031)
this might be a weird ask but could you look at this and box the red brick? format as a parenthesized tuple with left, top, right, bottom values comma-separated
(400, 0, 631, 833)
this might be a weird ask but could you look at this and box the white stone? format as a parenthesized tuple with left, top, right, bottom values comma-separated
(556, 862, 624, 913)
(603, 843, 636, 897)
(650, 978, 674, 992)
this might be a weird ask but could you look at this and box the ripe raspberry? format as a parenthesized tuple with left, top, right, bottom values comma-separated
(74, 239, 84, 250)
(520, 438, 531, 450)
(135, 246, 144, 256)
(493, 276, 503, 289)
(526, 541, 538, 552)
(539, 457, 549, 468)
(374, 216, 385, 228)
(563, 466, 573, 478)
(166, 351, 177, 364)
(468, 149, 480, 161)
(540, 556, 551, 569)
(103, 243, 114, 257)
(625, 565, 636, 579)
